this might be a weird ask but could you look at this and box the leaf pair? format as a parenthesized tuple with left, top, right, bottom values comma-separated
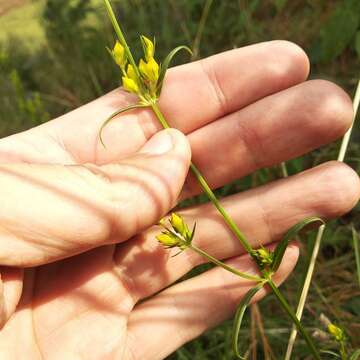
(232, 216, 324, 358)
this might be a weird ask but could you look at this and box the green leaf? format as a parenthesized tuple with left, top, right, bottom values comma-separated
(232, 283, 264, 359)
(157, 45, 192, 96)
(99, 103, 148, 147)
(189, 222, 197, 243)
(271, 217, 324, 272)
(311, 0, 360, 63)
(350, 349, 360, 360)
(320, 350, 341, 358)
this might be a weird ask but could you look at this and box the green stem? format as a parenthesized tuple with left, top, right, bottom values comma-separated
(151, 102, 253, 253)
(103, 0, 252, 254)
(103, 0, 141, 80)
(340, 341, 346, 360)
(189, 244, 262, 282)
(102, 3, 319, 356)
(267, 280, 321, 360)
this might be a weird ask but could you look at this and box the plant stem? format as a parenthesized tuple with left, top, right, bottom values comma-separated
(352, 225, 360, 287)
(280, 162, 288, 178)
(102, 2, 321, 355)
(338, 79, 360, 162)
(285, 79, 360, 359)
(153, 101, 319, 357)
(284, 224, 325, 360)
(340, 341, 347, 360)
(191, 0, 213, 60)
(151, 102, 253, 253)
(189, 243, 262, 282)
(267, 280, 321, 360)
(103, 0, 141, 79)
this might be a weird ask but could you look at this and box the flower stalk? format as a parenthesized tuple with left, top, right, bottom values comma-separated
(100, 1, 321, 358)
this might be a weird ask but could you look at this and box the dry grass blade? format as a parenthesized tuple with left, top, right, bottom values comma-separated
(284, 79, 360, 360)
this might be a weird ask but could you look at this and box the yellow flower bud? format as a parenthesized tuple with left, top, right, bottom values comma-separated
(170, 213, 189, 238)
(126, 64, 137, 82)
(140, 35, 155, 61)
(122, 76, 139, 94)
(252, 247, 274, 268)
(327, 323, 345, 342)
(112, 41, 126, 69)
(139, 57, 159, 84)
(156, 233, 179, 248)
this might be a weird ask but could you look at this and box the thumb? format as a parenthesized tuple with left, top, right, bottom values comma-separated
(0, 129, 191, 267)
(100, 128, 192, 240)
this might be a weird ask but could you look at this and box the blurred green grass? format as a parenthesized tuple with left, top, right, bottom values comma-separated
(0, 0, 360, 359)
(0, 0, 45, 44)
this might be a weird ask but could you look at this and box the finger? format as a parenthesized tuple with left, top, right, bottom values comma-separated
(0, 129, 191, 266)
(183, 79, 353, 197)
(114, 161, 360, 301)
(0, 267, 23, 327)
(125, 244, 299, 360)
(0, 41, 309, 164)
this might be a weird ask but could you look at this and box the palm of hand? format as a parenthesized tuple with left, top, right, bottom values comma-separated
(0, 42, 358, 360)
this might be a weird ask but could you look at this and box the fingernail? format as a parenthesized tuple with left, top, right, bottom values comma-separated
(140, 130, 174, 155)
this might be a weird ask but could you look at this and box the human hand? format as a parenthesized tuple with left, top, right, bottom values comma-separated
(0, 41, 358, 359)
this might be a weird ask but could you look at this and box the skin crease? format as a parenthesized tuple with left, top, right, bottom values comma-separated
(0, 41, 358, 359)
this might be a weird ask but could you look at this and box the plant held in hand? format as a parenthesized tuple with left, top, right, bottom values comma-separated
(100, 0, 326, 358)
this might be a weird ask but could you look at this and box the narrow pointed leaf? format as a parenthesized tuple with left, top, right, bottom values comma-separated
(271, 216, 324, 272)
(106, 46, 115, 62)
(320, 350, 341, 358)
(350, 349, 360, 360)
(189, 222, 197, 243)
(99, 103, 148, 147)
(157, 46, 192, 96)
(232, 283, 264, 359)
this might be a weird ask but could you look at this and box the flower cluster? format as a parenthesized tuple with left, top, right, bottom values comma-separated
(110, 36, 159, 99)
(156, 213, 196, 251)
(251, 246, 274, 271)
(327, 323, 345, 343)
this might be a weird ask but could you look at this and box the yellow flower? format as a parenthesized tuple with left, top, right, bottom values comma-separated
(140, 35, 155, 61)
(327, 323, 345, 342)
(112, 41, 126, 69)
(122, 64, 140, 94)
(126, 64, 137, 82)
(251, 247, 274, 268)
(156, 233, 179, 248)
(156, 213, 195, 251)
(139, 57, 159, 84)
(122, 76, 139, 94)
(170, 213, 190, 238)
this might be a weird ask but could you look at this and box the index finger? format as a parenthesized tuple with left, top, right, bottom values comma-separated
(0, 41, 309, 165)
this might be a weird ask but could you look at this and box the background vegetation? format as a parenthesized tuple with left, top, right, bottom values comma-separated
(0, 0, 359, 358)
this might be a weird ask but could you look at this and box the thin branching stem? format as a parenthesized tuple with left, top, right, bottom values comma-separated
(151, 101, 253, 253)
(103, 0, 141, 80)
(189, 243, 263, 282)
(285, 79, 360, 359)
(102, 2, 321, 357)
(267, 279, 321, 360)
